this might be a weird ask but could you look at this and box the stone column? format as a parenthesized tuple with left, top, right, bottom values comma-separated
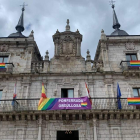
(38, 115, 42, 140)
(93, 119, 97, 140)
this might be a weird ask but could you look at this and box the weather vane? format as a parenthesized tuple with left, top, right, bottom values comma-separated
(109, 0, 116, 9)
(20, 2, 28, 11)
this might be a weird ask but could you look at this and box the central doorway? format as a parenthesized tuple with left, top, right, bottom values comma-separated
(57, 130, 79, 140)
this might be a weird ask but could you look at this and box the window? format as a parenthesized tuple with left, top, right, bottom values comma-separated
(126, 54, 138, 69)
(0, 56, 8, 63)
(133, 88, 140, 97)
(61, 89, 74, 98)
(126, 54, 137, 61)
(0, 90, 2, 100)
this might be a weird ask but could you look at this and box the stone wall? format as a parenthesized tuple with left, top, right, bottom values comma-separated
(98, 120, 140, 140)
(0, 119, 140, 140)
(0, 74, 139, 99)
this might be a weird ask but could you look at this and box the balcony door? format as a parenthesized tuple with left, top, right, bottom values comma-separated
(61, 89, 74, 98)
(57, 131, 79, 140)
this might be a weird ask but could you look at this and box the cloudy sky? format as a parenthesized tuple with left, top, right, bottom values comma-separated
(0, 0, 140, 60)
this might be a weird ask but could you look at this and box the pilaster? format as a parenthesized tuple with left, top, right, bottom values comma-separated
(38, 115, 42, 140)
(93, 119, 97, 140)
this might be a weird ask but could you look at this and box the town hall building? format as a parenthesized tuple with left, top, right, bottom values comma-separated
(0, 3, 140, 140)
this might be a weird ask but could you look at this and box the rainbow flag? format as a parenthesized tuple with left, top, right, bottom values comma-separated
(38, 98, 59, 110)
(81, 102, 87, 107)
(130, 61, 140, 67)
(127, 98, 140, 105)
(0, 63, 5, 69)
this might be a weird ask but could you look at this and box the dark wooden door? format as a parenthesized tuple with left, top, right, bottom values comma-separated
(57, 131, 79, 140)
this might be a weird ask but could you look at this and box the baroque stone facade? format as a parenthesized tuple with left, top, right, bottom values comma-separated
(0, 7, 140, 140)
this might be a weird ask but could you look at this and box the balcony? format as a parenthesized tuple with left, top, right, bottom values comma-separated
(0, 98, 136, 112)
(0, 63, 14, 73)
(120, 61, 140, 76)
(0, 98, 139, 121)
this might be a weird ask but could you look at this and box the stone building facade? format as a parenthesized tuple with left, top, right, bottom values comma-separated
(0, 4, 140, 140)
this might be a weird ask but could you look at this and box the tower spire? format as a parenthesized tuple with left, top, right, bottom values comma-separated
(16, 3, 27, 33)
(8, 3, 28, 37)
(65, 19, 70, 31)
(112, 5, 121, 30)
(109, 1, 128, 36)
(15, 3, 27, 33)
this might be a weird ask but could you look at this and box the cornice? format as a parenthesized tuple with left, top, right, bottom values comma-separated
(0, 109, 140, 121)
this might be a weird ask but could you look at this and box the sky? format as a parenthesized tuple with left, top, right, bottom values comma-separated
(0, 0, 140, 60)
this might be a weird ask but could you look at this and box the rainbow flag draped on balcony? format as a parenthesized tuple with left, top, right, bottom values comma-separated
(38, 83, 91, 110)
(0, 63, 5, 69)
(130, 61, 140, 67)
(127, 98, 140, 105)
(38, 96, 91, 110)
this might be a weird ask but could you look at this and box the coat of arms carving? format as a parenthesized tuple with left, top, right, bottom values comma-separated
(125, 42, 135, 50)
(60, 36, 76, 56)
(0, 44, 9, 52)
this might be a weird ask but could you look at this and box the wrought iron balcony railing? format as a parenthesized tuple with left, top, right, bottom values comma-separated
(0, 63, 14, 73)
(120, 61, 140, 71)
(0, 98, 137, 112)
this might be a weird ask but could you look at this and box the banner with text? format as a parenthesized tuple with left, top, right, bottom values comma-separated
(38, 96, 91, 110)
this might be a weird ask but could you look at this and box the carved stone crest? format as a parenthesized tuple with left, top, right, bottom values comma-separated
(125, 42, 135, 50)
(63, 78, 73, 84)
(60, 36, 76, 57)
(63, 120, 72, 125)
(0, 44, 9, 52)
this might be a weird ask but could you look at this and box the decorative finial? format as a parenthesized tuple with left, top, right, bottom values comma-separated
(56, 29, 59, 34)
(109, 0, 115, 9)
(29, 30, 34, 39)
(86, 49, 91, 61)
(46, 50, 49, 56)
(66, 19, 70, 31)
(76, 29, 79, 33)
(67, 19, 69, 25)
(31, 30, 34, 34)
(101, 29, 107, 40)
(45, 50, 49, 61)
(20, 2, 28, 11)
(101, 29, 104, 34)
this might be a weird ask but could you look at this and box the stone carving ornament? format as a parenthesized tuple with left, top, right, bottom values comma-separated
(125, 42, 135, 50)
(60, 36, 76, 56)
(0, 44, 9, 52)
